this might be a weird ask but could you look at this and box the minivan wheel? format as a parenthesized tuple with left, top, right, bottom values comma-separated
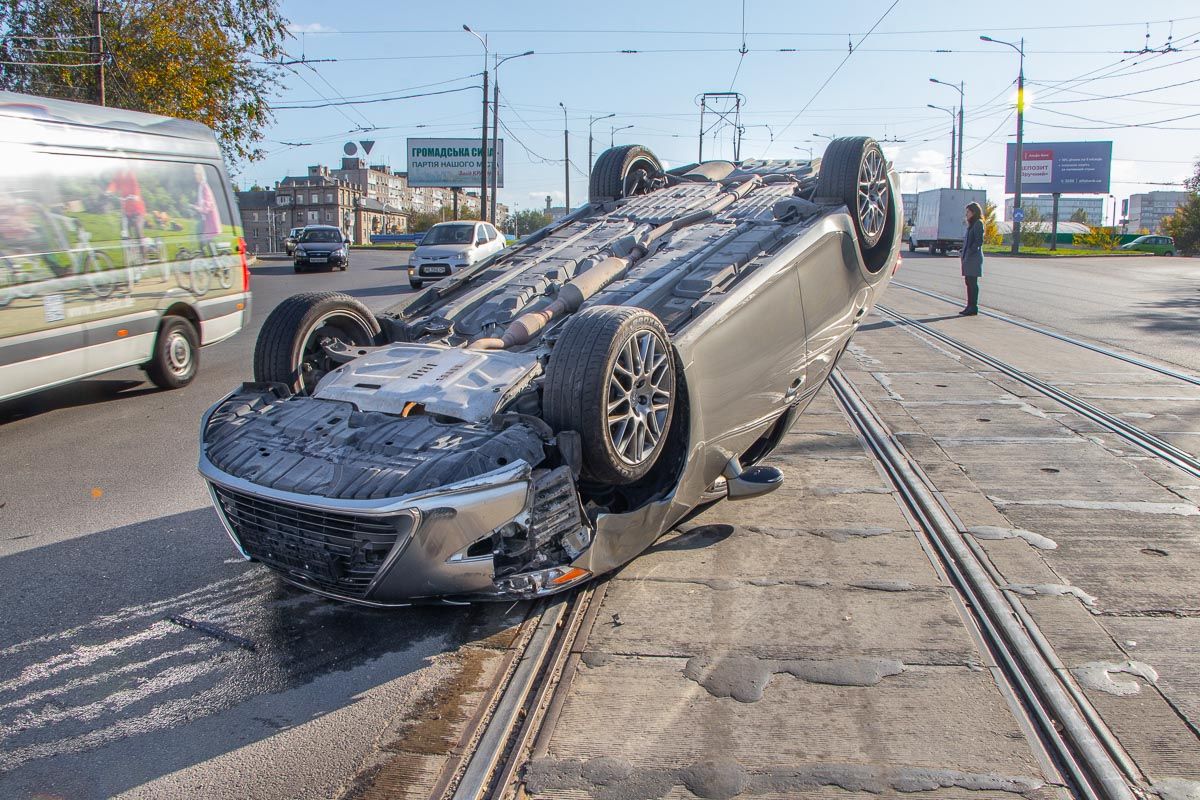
(543, 305, 676, 484)
(253, 292, 381, 395)
(146, 316, 199, 390)
(589, 145, 665, 204)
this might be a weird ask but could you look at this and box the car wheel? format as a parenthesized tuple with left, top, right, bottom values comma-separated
(293, 263, 304, 273)
(544, 305, 676, 485)
(253, 292, 381, 395)
(1165, 251, 1174, 257)
(409, 279, 423, 290)
(589, 145, 665, 204)
(145, 316, 199, 390)
(816, 137, 892, 251)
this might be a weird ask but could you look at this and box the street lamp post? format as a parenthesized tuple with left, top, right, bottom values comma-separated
(464, 25, 488, 222)
(490, 50, 534, 225)
(930, 77, 964, 189)
(589, 113, 616, 174)
(928, 104, 957, 188)
(558, 102, 569, 214)
(793, 146, 813, 160)
(611, 124, 633, 147)
(982, 35, 1025, 254)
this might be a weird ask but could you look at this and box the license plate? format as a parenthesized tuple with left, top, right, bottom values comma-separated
(310, 256, 328, 263)
(423, 265, 448, 276)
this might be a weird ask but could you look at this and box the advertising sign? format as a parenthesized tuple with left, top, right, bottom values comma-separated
(1004, 141, 1112, 194)
(406, 138, 504, 188)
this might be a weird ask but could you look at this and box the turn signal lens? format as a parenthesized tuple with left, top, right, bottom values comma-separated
(551, 567, 591, 585)
(238, 237, 250, 291)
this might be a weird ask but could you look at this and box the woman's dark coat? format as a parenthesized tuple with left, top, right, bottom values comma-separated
(961, 218, 984, 277)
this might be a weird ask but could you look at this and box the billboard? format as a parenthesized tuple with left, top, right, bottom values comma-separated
(406, 138, 504, 188)
(1004, 141, 1112, 194)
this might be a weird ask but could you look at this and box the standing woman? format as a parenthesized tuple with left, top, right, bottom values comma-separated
(960, 201, 984, 316)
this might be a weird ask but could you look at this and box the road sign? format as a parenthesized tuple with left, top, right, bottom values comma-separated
(1004, 141, 1112, 194)
(1013, 208, 1025, 223)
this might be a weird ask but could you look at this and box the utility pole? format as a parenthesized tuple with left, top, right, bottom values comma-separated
(490, 50, 533, 226)
(464, 25, 488, 221)
(588, 112, 615, 174)
(982, 35, 1025, 254)
(931, 78, 965, 189)
(559, 102, 569, 213)
(93, 0, 105, 106)
(928, 105, 956, 188)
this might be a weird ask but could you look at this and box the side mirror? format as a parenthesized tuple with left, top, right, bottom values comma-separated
(475, 237, 487, 246)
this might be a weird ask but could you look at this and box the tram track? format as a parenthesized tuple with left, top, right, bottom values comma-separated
(892, 280, 1200, 387)
(830, 369, 1140, 800)
(876, 303, 1200, 481)
(422, 584, 601, 800)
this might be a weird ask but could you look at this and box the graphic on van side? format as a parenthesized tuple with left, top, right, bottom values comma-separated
(0, 153, 242, 341)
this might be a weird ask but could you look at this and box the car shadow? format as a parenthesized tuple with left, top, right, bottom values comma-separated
(1121, 293, 1200, 336)
(644, 523, 735, 554)
(342, 284, 414, 300)
(0, 378, 157, 424)
(0, 507, 522, 798)
(248, 264, 298, 277)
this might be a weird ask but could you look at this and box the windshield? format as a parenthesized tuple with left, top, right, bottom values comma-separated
(300, 229, 341, 243)
(421, 224, 475, 246)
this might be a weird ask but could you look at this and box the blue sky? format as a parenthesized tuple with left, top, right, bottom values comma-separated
(242, 1, 1200, 220)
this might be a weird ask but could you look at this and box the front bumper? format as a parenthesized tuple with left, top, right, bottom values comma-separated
(201, 453, 593, 605)
(295, 251, 348, 266)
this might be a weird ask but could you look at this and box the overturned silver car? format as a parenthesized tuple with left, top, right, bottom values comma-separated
(200, 138, 901, 605)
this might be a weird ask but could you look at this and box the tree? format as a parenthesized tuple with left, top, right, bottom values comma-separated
(0, 0, 288, 165)
(1162, 197, 1200, 255)
(1069, 207, 1090, 224)
(409, 206, 479, 232)
(513, 209, 552, 237)
(983, 200, 1002, 246)
(1073, 226, 1122, 251)
(1161, 157, 1200, 255)
(1019, 204, 1045, 248)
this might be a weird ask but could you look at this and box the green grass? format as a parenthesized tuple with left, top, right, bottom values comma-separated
(982, 244, 1138, 257)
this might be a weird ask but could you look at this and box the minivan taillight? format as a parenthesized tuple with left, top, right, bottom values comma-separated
(238, 237, 250, 291)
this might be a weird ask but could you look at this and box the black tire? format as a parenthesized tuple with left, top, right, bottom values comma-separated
(253, 292, 381, 395)
(1165, 251, 1174, 257)
(543, 305, 676, 484)
(589, 145, 664, 204)
(409, 279, 423, 290)
(816, 136, 892, 250)
(293, 263, 304, 273)
(145, 316, 199, 390)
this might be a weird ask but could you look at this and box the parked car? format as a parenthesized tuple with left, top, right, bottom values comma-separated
(284, 227, 305, 256)
(293, 226, 350, 272)
(1121, 234, 1175, 256)
(200, 137, 900, 605)
(0, 90, 251, 403)
(408, 221, 507, 289)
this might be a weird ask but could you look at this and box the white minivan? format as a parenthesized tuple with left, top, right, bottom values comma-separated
(407, 221, 506, 289)
(0, 91, 251, 403)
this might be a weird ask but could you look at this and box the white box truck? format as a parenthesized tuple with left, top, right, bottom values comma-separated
(908, 188, 986, 255)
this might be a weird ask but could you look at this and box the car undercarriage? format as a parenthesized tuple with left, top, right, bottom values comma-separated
(200, 139, 902, 604)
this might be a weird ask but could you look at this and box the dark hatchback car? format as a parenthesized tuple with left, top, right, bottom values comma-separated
(293, 225, 350, 272)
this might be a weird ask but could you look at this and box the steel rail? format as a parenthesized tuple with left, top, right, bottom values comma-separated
(893, 280, 1200, 387)
(830, 370, 1137, 800)
(876, 303, 1200, 480)
(440, 586, 594, 800)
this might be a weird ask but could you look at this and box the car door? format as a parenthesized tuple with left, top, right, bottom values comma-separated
(796, 234, 870, 382)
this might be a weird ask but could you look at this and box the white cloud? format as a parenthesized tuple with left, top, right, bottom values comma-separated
(528, 190, 564, 205)
(289, 22, 336, 35)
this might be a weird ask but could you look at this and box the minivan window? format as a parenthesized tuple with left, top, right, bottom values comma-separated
(0, 153, 237, 341)
(421, 223, 474, 245)
(484, 224, 498, 240)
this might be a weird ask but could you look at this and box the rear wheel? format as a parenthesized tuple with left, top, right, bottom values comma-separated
(543, 305, 676, 484)
(253, 292, 381, 395)
(145, 316, 199, 390)
(589, 145, 664, 204)
(816, 137, 892, 251)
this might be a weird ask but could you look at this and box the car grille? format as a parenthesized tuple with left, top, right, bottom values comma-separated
(212, 484, 416, 599)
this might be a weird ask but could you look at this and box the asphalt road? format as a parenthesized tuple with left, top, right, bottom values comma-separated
(0, 250, 523, 799)
(895, 251, 1200, 372)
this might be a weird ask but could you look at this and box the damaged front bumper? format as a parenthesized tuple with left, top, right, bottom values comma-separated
(199, 390, 594, 605)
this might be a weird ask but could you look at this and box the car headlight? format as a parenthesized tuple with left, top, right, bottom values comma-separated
(449, 253, 468, 263)
(334, 247, 346, 256)
(295, 248, 306, 256)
